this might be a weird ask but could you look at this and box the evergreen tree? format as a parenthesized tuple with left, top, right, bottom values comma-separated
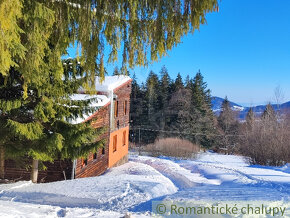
(143, 71, 160, 143)
(146, 71, 160, 121)
(191, 71, 212, 114)
(168, 87, 193, 140)
(129, 73, 144, 143)
(174, 73, 184, 91)
(262, 103, 276, 121)
(261, 103, 277, 133)
(1, 0, 219, 82)
(246, 107, 255, 129)
(217, 97, 239, 149)
(113, 67, 120, 76)
(158, 66, 172, 134)
(189, 71, 216, 147)
(159, 67, 171, 106)
(185, 75, 192, 89)
(1, 0, 219, 180)
(130, 69, 219, 148)
(0, 60, 105, 182)
(218, 97, 234, 132)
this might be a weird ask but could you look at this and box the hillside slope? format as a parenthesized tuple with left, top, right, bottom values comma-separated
(0, 152, 289, 217)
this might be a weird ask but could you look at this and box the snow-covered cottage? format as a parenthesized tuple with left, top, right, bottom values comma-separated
(4, 75, 132, 182)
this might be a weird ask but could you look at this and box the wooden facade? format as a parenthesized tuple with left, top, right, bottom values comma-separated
(3, 76, 132, 183)
(74, 104, 110, 179)
(108, 79, 131, 167)
(4, 159, 73, 183)
(75, 79, 132, 178)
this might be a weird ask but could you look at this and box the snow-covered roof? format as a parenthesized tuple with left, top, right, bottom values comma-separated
(70, 94, 110, 107)
(68, 75, 131, 124)
(68, 94, 110, 124)
(95, 75, 131, 92)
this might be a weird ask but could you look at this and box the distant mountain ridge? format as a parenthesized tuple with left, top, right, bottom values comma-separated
(211, 97, 244, 112)
(211, 96, 290, 119)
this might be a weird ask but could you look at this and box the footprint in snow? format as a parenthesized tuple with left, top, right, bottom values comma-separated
(57, 209, 66, 217)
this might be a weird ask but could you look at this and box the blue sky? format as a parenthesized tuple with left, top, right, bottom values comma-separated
(69, 0, 290, 106)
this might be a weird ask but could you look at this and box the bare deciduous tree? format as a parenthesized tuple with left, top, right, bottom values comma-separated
(239, 105, 290, 166)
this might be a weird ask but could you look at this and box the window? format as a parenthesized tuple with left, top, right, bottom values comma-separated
(102, 147, 105, 155)
(113, 135, 117, 152)
(114, 101, 119, 117)
(122, 131, 126, 146)
(82, 158, 88, 168)
(93, 152, 97, 160)
(124, 100, 128, 115)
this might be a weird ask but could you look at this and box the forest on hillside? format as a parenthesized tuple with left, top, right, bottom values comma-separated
(129, 66, 290, 166)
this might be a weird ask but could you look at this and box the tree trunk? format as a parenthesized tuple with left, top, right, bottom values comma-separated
(30, 159, 39, 183)
(0, 145, 5, 179)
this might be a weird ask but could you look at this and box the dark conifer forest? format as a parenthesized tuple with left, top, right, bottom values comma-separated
(129, 66, 217, 148)
(129, 66, 290, 166)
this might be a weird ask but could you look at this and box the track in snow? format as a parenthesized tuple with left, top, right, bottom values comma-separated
(130, 155, 220, 190)
(0, 152, 289, 216)
(130, 153, 290, 203)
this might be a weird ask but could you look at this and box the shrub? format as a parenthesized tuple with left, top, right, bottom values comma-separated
(142, 137, 200, 158)
(238, 111, 290, 166)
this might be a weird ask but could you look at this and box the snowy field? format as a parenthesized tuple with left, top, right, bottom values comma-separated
(0, 152, 290, 217)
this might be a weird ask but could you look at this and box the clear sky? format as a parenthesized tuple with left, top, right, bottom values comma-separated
(69, 0, 290, 106)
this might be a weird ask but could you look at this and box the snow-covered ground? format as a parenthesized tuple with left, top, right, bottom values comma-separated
(0, 152, 290, 217)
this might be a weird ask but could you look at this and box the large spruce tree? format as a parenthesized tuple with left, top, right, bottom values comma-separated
(0, 59, 106, 182)
(129, 73, 146, 143)
(0, 0, 219, 180)
(1, 0, 219, 80)
(158, 67, 172, 135)
(168, 87, 193, 140)
(143, 71, 160, 143)
(191, 71, 212, 114)
(190, 71, 216, 147)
